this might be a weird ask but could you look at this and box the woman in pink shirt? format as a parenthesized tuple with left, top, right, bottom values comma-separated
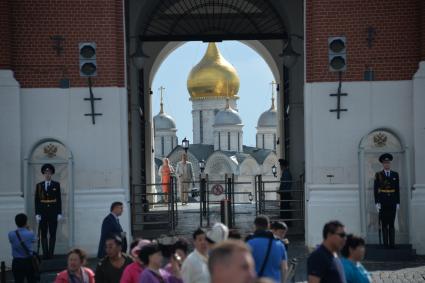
(120, 239, 151, 283)
(55, 248, 95, 283)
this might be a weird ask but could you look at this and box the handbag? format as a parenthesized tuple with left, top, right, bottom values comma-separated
(15, 229, 41, 274)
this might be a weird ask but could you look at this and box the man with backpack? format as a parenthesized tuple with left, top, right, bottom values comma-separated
(246, 215, 288, 283)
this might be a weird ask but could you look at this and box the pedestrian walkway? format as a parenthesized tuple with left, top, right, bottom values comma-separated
(287, 241, 425, 282)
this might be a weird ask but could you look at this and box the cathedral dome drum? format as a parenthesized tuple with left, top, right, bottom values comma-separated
(214, 104, 243, 126)
(154, 112, 176, 130)
(257, 95, 277, 127)
(187, 43, 240, 100)
(257, 109, 277, 127)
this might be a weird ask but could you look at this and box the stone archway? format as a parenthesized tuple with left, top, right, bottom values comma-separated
(126, 0, 305, 234)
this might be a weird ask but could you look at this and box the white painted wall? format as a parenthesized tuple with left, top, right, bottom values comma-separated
(304, 80, 421, 250)
(411, 61, 425, 254)
(0, 70, 21, 195)
(0, 79, 130, 263)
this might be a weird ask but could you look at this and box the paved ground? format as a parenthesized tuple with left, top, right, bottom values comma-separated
(287, 241, 425, 282)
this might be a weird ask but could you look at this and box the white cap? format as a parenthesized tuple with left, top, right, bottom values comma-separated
(206, 222, 229, 244)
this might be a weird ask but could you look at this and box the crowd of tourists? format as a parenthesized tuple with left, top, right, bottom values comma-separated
(8, 206, 372, 283)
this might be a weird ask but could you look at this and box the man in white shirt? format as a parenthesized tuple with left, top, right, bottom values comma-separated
(176, 153, 194, 205)
(181, 228, 210, 283)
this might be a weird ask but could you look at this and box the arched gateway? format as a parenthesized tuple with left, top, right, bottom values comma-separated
(126, 0, 305, 235)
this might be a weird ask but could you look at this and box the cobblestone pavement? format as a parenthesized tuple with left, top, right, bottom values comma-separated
(287, 241, 425, 283)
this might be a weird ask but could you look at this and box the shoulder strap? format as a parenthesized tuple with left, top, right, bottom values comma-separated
(15, 230, 32, 257)
(149, 270, 166, 283)
(258, 237, 274, 276)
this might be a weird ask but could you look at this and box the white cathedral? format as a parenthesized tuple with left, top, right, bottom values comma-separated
(153, 43, 279, 202)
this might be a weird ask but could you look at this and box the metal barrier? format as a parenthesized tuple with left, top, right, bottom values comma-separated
(130, 173, 305, 235)
(255, 175, 305, 234)
(1, 261, 5, 283)
(131, 176, 179, 235)
(195, 174, 255, 228)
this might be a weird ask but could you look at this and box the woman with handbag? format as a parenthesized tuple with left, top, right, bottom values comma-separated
(8, 213, 38, 283)
(54, 248, 95, 283)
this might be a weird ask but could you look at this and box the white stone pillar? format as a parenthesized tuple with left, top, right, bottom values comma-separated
(0, 70, 23, 262)
(411, 61, 425, 254)
(0, 70, 21, 194)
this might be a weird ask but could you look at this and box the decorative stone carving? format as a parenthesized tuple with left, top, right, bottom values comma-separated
(373, 132, 387, 147)
(43, 143, 58, 158)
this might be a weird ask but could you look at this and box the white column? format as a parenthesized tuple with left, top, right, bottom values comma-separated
(411, 61, 425, 254)
(0, 70, 21, 194)
(0, 70, 22, 263)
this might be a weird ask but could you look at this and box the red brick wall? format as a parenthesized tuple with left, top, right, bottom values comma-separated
(7, 0, 124, 88)
(0, 0, 11, 69)
(421, 1, 425, 60)
(306, 0, 421, 82)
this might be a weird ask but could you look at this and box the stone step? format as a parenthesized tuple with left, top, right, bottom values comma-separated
(365, 244, 415, 261)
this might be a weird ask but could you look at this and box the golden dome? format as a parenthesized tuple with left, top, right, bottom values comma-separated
(187, 43, 240, 100)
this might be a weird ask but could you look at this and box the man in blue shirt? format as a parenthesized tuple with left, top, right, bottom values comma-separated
(246, 215, 288, 283)
(307, 220, 347, 283)
(8, 213, 37, 283)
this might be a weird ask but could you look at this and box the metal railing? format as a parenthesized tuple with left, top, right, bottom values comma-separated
(130, 173, 305, 235)
(255, 175, 305, 233)
(130, 176, 179, 234)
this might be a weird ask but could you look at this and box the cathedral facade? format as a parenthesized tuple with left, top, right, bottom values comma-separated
(153, 43, 278, 204)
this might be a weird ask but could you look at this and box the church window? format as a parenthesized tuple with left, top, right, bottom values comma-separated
(273, 134, 276, 150)
(262, 134, 265, 149)
(228, 132, 231, 150)
(200, 110, 203, 143)
(171, 136, 174, 149)
(161, 137, 164, 156)
(238, 133, 240, 151)
(218, 132, 221, 150)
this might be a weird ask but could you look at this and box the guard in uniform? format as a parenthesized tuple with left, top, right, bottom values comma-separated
(35, 164, 62, 259)
(374, 153, 400, 248)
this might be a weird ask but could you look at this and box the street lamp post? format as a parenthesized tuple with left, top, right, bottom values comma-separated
(199, 159, 205, 173)
(182, 137, 189, 153)
(272, 164, 277, 178)
(199, 159, 207, 219)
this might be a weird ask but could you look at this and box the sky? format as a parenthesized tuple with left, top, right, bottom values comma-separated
(152, 41, 274, 147)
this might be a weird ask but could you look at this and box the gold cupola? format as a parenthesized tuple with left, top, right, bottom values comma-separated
(187, 42, 240, 100)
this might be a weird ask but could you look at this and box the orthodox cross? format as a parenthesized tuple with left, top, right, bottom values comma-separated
(329, 72, 348, 119)
(158, 86, 165, 113)
(270, 81, 278, 92)
(50, 35, 65, 56)
(84, 77, 103, 124)
(270, 81, 276, 109)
